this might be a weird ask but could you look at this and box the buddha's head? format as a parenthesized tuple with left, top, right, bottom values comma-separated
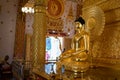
(75, 17, 85, 33)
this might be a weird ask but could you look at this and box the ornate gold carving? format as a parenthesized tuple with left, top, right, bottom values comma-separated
(46, 0, 64, 19)
(32, 2, 46, 70)
(34, 6, 46, 13)
(47, 17, 63, 31)
(83, 6, 105, 41)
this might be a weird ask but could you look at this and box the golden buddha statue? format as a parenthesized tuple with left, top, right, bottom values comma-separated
(56, 17, 90, 73)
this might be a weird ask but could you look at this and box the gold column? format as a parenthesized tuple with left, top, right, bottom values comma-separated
(32, 0, 47, 71)
(25, 34, 31, 61)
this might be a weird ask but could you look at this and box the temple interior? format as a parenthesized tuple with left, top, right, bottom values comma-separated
(0, 0, 120, 80)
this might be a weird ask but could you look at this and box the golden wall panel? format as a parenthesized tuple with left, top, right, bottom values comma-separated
(83, 0, 120, 11)
(105, 8, 120, 25)
(92, 23, 120, 68)
(92, 23, 120, 58)
(99, 0, 120, 11)
(83, 0, 101, 8)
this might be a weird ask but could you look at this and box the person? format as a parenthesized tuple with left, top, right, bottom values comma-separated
(1, 55, 10, 65)
(62, 48, 66, 53)
(56, 17, 90, 73)
(1, 55, 12, 74)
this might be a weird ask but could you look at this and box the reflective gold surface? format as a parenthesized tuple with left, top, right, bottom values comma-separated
(33, 66, 120, 80)
(56, 67, 120, 80)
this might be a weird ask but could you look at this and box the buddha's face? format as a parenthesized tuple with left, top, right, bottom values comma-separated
(75, 22, 83, 32)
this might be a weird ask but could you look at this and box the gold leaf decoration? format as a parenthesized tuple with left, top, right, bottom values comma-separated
(83, 6, 105, 41)
(47, 0, 64, 19)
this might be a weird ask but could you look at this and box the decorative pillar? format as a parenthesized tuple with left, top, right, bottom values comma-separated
(25, 34, 32, 68)
(14, 0, 28, 59)
(32, 0, 47, 72)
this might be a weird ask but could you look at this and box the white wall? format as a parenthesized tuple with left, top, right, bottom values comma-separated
(0, 0, 18, 63)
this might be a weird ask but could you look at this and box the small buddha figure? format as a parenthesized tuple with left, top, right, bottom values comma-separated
(56, 17, 90, 73)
